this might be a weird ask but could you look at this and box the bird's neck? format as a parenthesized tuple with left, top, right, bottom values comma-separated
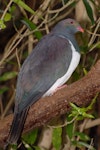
(62, 34, 80, 52)
(57, 33, 80, 52)
(66, 34, 80, 52)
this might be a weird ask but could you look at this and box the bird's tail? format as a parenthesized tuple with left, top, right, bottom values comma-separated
(5, 108, 29, 149)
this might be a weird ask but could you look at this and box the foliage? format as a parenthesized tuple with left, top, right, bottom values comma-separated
(13, 0, 35, 15)
(23, 129, 38, 145)
(82, 0, 95, 24)
(0, 71, 17, 81)
(0, 0, 35, 29)
(52, 128, 62, 150)
(21, 18, 42, 40)
(65, 94, 98, 150)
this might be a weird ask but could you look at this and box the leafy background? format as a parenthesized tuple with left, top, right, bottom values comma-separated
(0, 0, 100, 149)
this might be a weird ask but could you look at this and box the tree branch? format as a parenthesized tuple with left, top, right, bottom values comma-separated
(0, 60, 100, 148)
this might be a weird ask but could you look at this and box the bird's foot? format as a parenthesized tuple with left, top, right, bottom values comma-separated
(56, 84, 67, 91)
(50, 84, 67, 96)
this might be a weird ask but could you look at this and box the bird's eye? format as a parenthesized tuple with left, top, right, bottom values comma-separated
(70, 21, 74, 24)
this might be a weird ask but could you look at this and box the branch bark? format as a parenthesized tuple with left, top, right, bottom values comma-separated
(0, 60, 100, 148)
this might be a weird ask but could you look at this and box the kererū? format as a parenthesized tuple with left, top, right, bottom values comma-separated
(5, 18, 84, 148)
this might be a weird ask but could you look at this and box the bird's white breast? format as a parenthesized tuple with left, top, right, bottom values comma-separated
(43, 40, 80, 97)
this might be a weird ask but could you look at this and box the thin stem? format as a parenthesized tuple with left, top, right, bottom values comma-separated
(1, 0, 13, 20)
(88, 17, 100, 47)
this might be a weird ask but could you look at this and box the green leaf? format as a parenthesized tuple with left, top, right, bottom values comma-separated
(4, 13, 11, 22)
(52, 128, 62, 150)
(66, 122, 74, 139)
(13, 0, 35, 15)
(9, 5, 16, 14)
(7, 143, 17, 150)
(74, 132, 90, 141)
(80, 45, 89, 54)
(83, 68, 88, 75)
(0, 20, 6, 29)
(69, 102, 94, 120)
(82, 113, 94, 119)
(21, 18, 42, 40)
(82, 0, 95, 24)
(72, 71, 80, 81)
(72, 141, 96, 150)
(96, 42, 100, 48)
(87, 93, 98, 110)
(33, 146, 41, 150)
(66, 116, 74, 139)
(23, 129, 38, 145)
(0, 71, 17, 81)
(0, 87, 9, 95)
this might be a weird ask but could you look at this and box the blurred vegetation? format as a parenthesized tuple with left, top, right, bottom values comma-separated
(0, 0, 100, 149)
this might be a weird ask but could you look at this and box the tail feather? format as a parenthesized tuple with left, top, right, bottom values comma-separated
(5, 108, 29, 148)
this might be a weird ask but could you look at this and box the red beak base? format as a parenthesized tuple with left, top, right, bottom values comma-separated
(77, 26, 84, 33)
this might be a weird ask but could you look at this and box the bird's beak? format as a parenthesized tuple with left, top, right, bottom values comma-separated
(77, 26, 84, 33)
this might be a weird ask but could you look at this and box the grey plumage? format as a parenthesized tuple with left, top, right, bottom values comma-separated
(16, 34, 72, 112)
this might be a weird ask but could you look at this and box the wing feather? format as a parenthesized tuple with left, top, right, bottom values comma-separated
(15, 33, 72, 112)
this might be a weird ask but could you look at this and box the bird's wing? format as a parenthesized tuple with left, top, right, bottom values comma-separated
(15, 33, 72, 112)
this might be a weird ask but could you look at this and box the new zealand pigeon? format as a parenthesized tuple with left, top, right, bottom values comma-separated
(6, 18, 84, 148)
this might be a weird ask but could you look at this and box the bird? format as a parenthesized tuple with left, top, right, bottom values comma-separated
(5, 18, 84, 149)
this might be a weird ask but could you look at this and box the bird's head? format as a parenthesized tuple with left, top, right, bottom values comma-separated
(52, 18, 84, 36)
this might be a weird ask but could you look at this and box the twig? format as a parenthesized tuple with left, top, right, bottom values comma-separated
(44, 8, 50, 34)
(80, 118, 100, 130)
(48, 115, 78, 129)
(49, 7, 74, 27)
(88, 17, 100, 47)
(86, 29, 100, 37)
(89, 41, 100, 52)
(16, 48, 21, 70)
(0, 0, 13, 20)
(1, 91, 15, 119)
(48, 0, 75, 14)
